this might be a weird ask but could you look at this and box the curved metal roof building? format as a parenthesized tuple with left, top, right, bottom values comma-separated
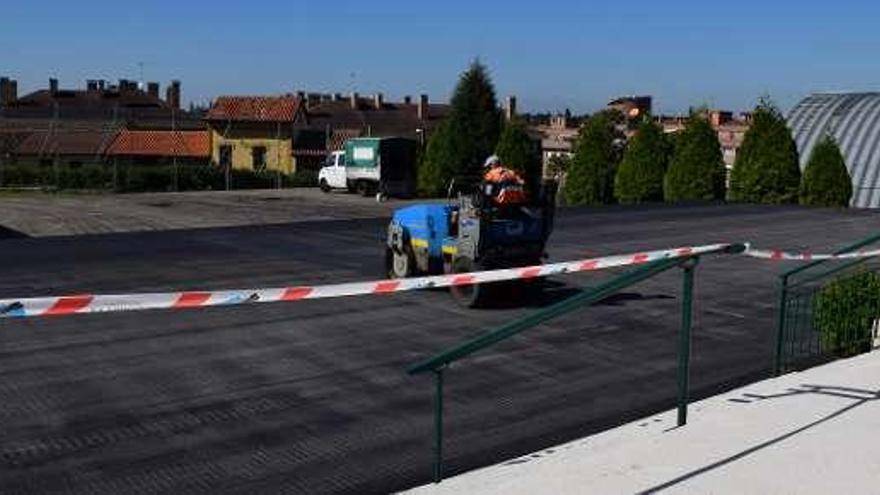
(787, 92, 880, 208)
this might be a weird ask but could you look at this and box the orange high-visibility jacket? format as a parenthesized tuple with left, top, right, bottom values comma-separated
(484, 166, 527, 204)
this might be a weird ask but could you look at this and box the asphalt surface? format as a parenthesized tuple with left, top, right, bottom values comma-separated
(0, 204, 878, 494)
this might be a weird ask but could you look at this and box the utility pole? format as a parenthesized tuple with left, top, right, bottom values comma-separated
(276, 121, 282, 189)
(52, 102, 59, 189)
(112, 103, 119, 191)
(172, 107, 178, 192)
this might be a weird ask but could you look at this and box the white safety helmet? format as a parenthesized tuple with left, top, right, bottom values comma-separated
(484, 155, 501, 168)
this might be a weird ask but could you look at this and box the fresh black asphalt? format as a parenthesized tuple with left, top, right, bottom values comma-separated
(0, 204, 877, 494)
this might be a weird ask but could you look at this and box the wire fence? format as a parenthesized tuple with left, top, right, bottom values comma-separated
(774, 234, 880, 374)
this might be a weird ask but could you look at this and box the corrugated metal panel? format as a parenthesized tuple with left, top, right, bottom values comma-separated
(787, 92, 880, 208)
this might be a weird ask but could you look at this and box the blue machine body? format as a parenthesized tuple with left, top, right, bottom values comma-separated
(391, 204, 454, 259)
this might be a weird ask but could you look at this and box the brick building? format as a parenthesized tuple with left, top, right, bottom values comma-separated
(1, 76, 201, 168)
(205, 95, 301, 173)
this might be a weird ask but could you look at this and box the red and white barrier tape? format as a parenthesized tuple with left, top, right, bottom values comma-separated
(0, 243, 731, 319)
(3, 242, 879, 320)
(742, 244, 880, 261)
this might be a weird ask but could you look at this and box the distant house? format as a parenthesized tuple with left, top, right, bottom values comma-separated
(204, 95, 302, 173)
(290, 92, 450, 171)
(106, 129, 211, 167)
(608, 95, 653, 121)
(530, 114, 579, 176)
(1, 76, 203, 168)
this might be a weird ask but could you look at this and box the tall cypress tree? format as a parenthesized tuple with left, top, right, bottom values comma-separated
(614, 118, 670, 203)
(449, 61, 502, 176)
(564, 111, 622, 205)
(664, 115, 725, 202)
(729, 99, 801, 203)
(800, 135, 853, 207)
(419, 60, 501, 195)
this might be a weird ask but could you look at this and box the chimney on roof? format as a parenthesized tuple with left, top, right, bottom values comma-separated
(505, 95, 517, 121)
(49, 78, 59, 95)
(373, 92, 384, 110)
(418, 94, 428, 120)
(147, 82, 160, 99)
(166, 80, 181, 109)
(403, 95, 412, 105)
(350, 92, 359, 110)
(0, 77, 16, 106)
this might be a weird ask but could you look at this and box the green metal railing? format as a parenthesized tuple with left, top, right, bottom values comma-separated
(773, 232, 880, 375)
(406, 244, 745, 483)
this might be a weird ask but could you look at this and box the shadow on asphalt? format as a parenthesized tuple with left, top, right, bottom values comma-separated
(475, 279, 676, 310)
(0, 225, 28, 240)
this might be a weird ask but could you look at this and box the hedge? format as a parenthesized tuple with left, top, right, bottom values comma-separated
(813, 270, 880, 356)
(0, 163, 318, 192)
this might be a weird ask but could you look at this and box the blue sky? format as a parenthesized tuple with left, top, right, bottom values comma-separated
(4, 0, 880, 114)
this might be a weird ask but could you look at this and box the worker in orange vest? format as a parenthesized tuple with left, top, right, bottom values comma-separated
(483, 155, 527, 205)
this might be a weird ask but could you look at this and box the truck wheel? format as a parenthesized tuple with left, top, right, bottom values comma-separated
(449, 257, 490, 308)
(387, 247, 415, 279)
(319, 179, 330, 193)
(356, 180, 370, 197)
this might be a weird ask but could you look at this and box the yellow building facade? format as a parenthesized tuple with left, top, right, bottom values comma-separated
(209, 125, 294, 173)
(205, 95, 300, 174)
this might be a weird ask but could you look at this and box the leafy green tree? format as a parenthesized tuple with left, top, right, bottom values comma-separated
(664, 115, 725, 202)
(729, 99, 801, 203)
(799, 135, 852, 207)
(564, 111, 623, 205)
(418, 60, 501, 195)
(614, 118, 669, 203)
(418, 121, 456, 196)
(495, 118, 540, 187)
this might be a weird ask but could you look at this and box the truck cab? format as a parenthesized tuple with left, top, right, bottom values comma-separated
(318, 151, 347, 192)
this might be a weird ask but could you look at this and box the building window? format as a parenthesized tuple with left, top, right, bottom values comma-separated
(252, 146, 267, 171)
(219, 145, 232, 168)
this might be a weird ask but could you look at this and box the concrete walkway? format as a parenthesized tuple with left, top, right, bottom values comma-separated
(407, 352, 880, 494)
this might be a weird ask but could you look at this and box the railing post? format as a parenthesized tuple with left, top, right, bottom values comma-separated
(677, 257, 698, 427)
(432, 366, 445, 483)
(773, 274, 789, 376)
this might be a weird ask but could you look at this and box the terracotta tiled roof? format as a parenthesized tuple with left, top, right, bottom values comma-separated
(206, 96, 300, 122)
(107, 129, 210, 158)
(16, 128, 116, 156)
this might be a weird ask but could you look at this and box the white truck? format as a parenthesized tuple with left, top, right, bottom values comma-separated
(318, 137, 417, 199)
